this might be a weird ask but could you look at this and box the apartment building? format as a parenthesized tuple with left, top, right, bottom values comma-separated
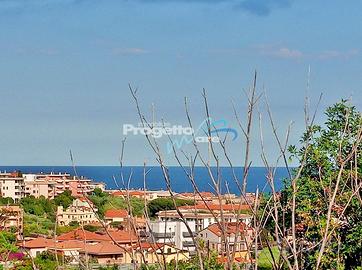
(147, 217, 196, 252)
(198, 222, 254, 261)
(147, 207, 252, 253)
(32, 172, 94, 197)
(57, 198, 98, 226)
(0, 171, 25, 203)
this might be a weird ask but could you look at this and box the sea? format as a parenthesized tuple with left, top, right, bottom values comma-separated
(0, 166, 290, 194)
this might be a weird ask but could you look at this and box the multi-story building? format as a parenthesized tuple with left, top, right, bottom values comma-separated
(56, 198, 98, 226)
(198, 222, 254, 262)
(0, 205, 24, 239)
(0, 171, 102, 200)
(23, 174, 54, 198)
(147, 208, 252, 253)
(29, 172, 94, 197)
(0, 171, 25, 203)
(147, 217, 196, 252)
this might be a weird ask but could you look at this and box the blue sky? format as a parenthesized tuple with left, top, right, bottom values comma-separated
(0, 0, 361, 166)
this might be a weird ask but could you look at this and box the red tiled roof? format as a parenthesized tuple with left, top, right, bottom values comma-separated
(57, 228, 138, 244)
(179, 203, 251, 211)
(20, 238, 52, 249)
(128, 191, 145, 196)
(57, 228, 108, 242)
(106, 230, 138, 243)
(49, 240, 85, 250)
(112, 191, 125, 196)
(80, 242, 125, 255)
(206, 222, 250, 237)
(104, 209, 128, 219)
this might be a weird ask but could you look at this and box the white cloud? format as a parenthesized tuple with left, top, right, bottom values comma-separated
(256, 45, 303, 59)
(318, 49, 359, 60)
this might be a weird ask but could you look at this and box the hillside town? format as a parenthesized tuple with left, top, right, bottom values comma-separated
(0, 170, 256, 269)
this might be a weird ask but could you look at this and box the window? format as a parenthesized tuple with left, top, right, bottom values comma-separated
(167, 248, 171, 254)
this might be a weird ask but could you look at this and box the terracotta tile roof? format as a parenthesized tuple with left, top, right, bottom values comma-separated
(50, 240, 85, 250)
(205, 222, 249, 237)
(128, 191, 145, 196)
(179, 192, 214, 198)
(20, 238, 53, 248)
(57, 228, 138, 244)
(80, 242, 125, 255)
(57, 228, 108, 242)
(104, 209, 128, 219)
(179, 203, 251, 211)
(106, 230, 138, 244)
(111, 191, 125, 196)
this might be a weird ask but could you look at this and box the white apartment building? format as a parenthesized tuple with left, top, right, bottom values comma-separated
(147, 209, 252, 253)
(147, 218, 197, 252)
(0, 172, 25, 203)
(57, 198, 98, 226)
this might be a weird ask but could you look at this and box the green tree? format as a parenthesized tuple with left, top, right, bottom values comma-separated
(147, 198, 194, 217)
(282, 101, 362, 269)
(53, 190, 74, 209)
(0, 197, 14, 205)
(0, 231, 18, 254)
(83, 224, 99, 232)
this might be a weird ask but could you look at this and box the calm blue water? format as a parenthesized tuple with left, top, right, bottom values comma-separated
(0, 166, 289, 194)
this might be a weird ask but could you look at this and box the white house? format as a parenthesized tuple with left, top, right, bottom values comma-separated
(57, 198, 98, 226)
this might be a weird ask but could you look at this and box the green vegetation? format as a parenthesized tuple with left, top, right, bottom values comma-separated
(257, 247, 280, 270)
(20, 196, 56, 221)
(147, 198, 195, 217)
(19, 191, 75, 237)
(53, 190, 75, 209)
(56, 225, 79, 235)
(0, 231, 18, 254)
(16, 252, 58, 270)
(83, 224, 99, 232)
(281, 101, 362, 269)
(88, 188, 145, 217)
(23, 214, 55, 237)
(139, 253, 224, 270)
(20, 190, 74, 221)
(0, 197, 14, 205)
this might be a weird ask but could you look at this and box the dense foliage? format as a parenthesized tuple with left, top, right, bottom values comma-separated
(282, 101, 362, 269)
(89, 188, 145, 217)
(147, 198, 195, 217)
(0, 197, 14, 205)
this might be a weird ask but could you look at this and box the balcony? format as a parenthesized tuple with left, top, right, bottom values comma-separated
(182, 232, 196, 238)
(182, 241, 195, 247)
(151, 232, 175, 238)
